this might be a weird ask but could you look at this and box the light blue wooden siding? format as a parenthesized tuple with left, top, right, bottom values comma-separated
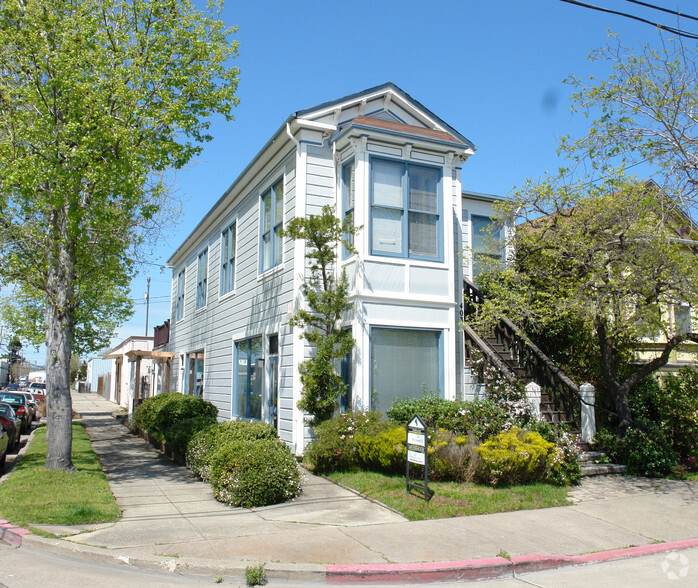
(168, 152, 297, 444)
(306, 145, 335, 215)
(302, 145, 337, 448)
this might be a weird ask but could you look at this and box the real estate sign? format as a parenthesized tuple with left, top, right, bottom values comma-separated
(406, 414, 429, 501)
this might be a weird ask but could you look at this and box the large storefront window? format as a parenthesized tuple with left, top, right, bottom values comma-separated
(370, 327, 442, 413)
(235, 337, 263, 419)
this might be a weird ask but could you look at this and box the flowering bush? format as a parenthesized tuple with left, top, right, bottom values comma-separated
(210, 439, 302, 508)
(475, 427, 556, 486)
(528, 421, 581, 486)
(303, 412, 385, 474)
(386, 395, 524, 440)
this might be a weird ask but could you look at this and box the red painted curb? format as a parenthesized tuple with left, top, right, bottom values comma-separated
(325, 538, 698, 584)
(0, 521, 31, 547)
(326, 557, 512, 584)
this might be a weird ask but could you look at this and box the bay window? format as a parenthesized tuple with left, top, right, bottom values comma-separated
(370, 159, 441, 261)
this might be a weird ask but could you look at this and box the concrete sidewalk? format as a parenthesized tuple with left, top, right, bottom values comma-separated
(20, 392, 698, 583)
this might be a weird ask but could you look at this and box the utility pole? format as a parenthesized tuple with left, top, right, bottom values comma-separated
(144, 277, 151, 337)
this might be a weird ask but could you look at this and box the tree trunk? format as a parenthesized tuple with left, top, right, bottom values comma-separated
(44, 225, 75, 471)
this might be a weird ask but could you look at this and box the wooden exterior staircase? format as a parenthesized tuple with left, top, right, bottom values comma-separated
(462, 279, 582, 428)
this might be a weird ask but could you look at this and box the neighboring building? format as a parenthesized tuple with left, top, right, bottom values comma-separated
(0, 360, 8, 388)
(86, 357, 114, 396)
(103, 336, 156, 412)
(166, 83, 506, 453)
(27, 370, 46, 383)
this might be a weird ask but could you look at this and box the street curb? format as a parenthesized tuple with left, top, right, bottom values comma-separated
(21, 534, 327, 583)
(0, 519, 31, 548)
(325, 538, 698, 584)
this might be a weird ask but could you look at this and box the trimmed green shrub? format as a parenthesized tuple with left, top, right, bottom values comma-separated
(209, 439, 302, 508)
(303, 412, 384, 474)
(131, 392, 181, 438)
(354, 425, 406, 473)
(186, 421, 278, 481)
(153, 394, 218, 439)
(131, 393, 218, 455)
(165, 415, 217, 457)
(476, 427, 556, 486)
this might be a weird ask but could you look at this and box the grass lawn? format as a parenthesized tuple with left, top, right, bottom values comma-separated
(328, 471, 569, 521)
(0, 423, 121, 531)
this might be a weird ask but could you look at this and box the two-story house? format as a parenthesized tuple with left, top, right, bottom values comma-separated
(166, 83, 504, 453)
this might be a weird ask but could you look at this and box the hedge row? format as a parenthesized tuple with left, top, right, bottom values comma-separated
(131, 394, 302, 507)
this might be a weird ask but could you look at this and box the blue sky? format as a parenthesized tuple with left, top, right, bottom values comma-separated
(20, 0, 698, 363)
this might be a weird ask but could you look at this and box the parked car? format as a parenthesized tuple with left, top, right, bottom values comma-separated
(0, 393, 32, 434)
(0, 428, 8, 472)
(0, 403, 21, 453)
(19, 392, 36, 422)
(27, 382, 46, 393)
(27, 392, 46, 420)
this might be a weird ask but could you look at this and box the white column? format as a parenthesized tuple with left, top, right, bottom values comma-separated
(525, 381, 542, 417)
(580, 382, 596, 443)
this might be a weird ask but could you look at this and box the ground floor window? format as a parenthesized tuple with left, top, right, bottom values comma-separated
(235, 337, 263, 419)
(185, 351, 204, 396)
(340, 328, 353, 413)
(370, 327, 442, 413)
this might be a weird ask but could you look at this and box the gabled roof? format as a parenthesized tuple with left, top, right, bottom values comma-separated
(169, 83, 475, 265)
(295, 82, 475, 150)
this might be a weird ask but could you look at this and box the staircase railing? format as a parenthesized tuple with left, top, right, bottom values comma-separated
(463, 279, 582, 424)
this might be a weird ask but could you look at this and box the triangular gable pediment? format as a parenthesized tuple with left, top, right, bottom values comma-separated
(295, 82, 474, 150)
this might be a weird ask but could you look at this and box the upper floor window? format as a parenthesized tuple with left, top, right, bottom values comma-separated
(220, 221, 236, 296)
(175, 269, 185, 321)
(471, 215, 503, 278)
(675, 303, 692, 335)
(260, 179, 284, 272)
(342, 160, 355, 258)
(196, 248, 208, 309)
(370, 159, 441, 261)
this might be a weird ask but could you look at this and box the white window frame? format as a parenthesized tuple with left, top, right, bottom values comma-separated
(196, 248, 208, 310)
(175, 269, 185, 321)
(259, 178, 284, 273)
(220, 220, 237, 297)
(342, 160, 356, 259)
(369, 157, 442, 261)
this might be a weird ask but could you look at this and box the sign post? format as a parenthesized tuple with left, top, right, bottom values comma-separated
(406, 414, 429, 501)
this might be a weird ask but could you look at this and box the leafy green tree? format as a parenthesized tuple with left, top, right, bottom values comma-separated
(562, 34, 698, 217)
(0, 0, 239, 470)
(481, 177, 698, 436)
(1, 280, 132, 357)
(474, 33, 698, 438)
(282, 205, 358, 425)
(7, 336, 22, 382)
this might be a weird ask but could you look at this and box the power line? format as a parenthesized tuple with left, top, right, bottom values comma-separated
(558, 0, 698, 40)
(624, 0, 698, 23)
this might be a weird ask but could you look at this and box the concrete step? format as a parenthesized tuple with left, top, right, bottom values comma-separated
(581, 463, 627, 476)
(579, 451, 607, 464)
(578, 450, 626, 476)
